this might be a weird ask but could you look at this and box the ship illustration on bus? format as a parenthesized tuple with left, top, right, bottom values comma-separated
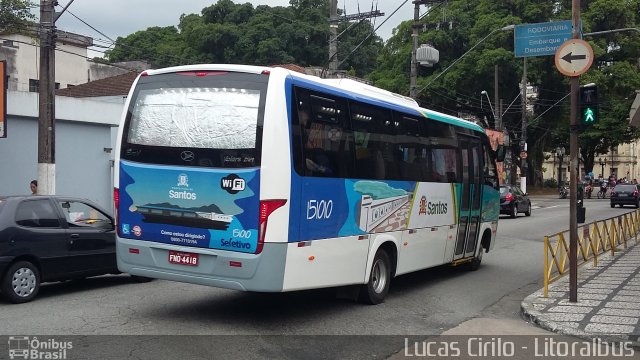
(133, 204, 233, 230)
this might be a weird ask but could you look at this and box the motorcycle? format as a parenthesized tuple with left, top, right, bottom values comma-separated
(559, 185, 569, 199)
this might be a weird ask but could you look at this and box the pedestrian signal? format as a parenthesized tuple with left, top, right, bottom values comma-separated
(579, 85, 599, 128)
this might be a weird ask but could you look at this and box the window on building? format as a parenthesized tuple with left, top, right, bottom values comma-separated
(2, 40, 17, 48)
(29, 79, 39, 92)
(28, 79, 60, 92)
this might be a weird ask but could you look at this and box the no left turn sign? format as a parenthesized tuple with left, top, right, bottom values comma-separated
(555, 39, 594, 77)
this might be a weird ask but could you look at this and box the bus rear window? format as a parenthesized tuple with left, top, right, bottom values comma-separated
(122, 72, 267, 168)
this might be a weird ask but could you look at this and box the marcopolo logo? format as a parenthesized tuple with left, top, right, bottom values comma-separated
(8, 336, 73, 360)
(221, 174, 246, 194)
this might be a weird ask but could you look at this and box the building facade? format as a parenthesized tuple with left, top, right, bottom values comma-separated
(542, 141, 640, 185)
(0, 31, 146, 92)
(0, 91, 122, 212)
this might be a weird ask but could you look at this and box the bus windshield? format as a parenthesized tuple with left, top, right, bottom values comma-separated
(121, 71, 268, 168)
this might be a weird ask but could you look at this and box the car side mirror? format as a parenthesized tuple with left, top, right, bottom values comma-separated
(495, 144, 505, 162)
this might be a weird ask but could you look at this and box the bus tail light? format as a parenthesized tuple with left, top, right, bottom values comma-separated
(257, 199, 287, 254)
(176, 71, 227, 77)
(114, 188, 120, 235)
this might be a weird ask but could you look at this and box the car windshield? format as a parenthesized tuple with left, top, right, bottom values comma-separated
(614, 185, 636, 192)
(500, 187, 508, 194)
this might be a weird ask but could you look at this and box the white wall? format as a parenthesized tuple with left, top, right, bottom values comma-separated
(0, 91, 123, 212)
(1, 33, 90, 91)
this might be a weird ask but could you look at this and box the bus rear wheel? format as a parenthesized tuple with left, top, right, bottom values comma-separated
(359, 250, 391, 305)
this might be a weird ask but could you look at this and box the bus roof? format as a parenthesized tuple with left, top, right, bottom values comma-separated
(137, 64, 485, 134)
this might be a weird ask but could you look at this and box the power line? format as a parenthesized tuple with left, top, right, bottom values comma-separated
(61, 8, 115, 44)
(333, 0, 409, 69)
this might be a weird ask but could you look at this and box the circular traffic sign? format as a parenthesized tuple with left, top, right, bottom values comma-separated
(555, 39, 594, 77)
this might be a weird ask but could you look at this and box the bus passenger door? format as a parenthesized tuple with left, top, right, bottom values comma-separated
(454, 139, 481, 260)
(464, 143, 482, 258)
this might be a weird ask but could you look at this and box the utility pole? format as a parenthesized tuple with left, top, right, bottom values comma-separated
(499, 99, 503, 129)
(328, 0, 338, 75)
(38, 0, 56, 195)
(326, 0, 383, 78)
(409, 1, 421, 99)
(494, 65, 500, 129)
(569, 0, 581, 303)
(520, 58, 528, 194)
(409, 0, 441, 99)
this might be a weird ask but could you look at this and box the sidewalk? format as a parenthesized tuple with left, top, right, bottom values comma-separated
(521, 241, 640, 348)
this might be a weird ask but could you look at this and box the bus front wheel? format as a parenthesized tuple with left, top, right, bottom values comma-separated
(359, 250, 391, 305)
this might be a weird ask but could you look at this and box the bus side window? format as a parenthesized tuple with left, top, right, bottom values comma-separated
(296, 88, 353, 178)
(422, 121, 459, 183)
(350, 101, 394, 180)
(395, 112, 426, 181)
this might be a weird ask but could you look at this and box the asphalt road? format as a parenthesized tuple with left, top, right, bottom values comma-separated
(0, 196, 634, 359)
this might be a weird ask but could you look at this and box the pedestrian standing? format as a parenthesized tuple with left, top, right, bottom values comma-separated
(30, 180, 38, 195)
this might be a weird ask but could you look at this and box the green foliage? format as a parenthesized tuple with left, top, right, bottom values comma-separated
(370, 0, 639, 185)
(543, 178, 558, 188)
(101, 0, 639, 186)
(0, 0, 34, 34)
(104, 0, 381, 75)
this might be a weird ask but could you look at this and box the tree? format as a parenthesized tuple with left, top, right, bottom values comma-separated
(577, 0, 640, 174)
(0, 0, 35, 34)
(105, 26, 192, 67)
(336, 20, 383, 77)
(369, 0, 640, 186)
(104, 0, 381, 75)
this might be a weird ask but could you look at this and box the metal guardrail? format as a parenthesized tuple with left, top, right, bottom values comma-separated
(543, 210, 640, 297)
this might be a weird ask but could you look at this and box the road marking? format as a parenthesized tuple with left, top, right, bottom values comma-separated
(543, 205, 569, 209)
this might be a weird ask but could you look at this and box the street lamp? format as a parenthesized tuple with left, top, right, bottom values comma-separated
(556, 147, 566, 186)
(480, 90, 496, 123)
(599, 158, 607, 178)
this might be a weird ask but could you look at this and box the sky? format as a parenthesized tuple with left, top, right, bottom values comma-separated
(52, 0, 416, 58)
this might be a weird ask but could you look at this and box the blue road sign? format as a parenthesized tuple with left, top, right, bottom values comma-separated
(514, 20, 573, 58)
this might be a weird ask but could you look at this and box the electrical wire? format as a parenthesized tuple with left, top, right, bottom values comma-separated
(62, 8, 115, 44)
(322, 0, 410, 76)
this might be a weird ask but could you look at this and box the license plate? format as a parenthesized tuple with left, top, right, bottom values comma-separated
(619, 194, 627, 197)
(168, 251, 199, 266)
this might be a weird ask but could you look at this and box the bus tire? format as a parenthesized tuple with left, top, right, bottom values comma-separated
(466, 247, 483, 271)
(359, 250, 391, 305)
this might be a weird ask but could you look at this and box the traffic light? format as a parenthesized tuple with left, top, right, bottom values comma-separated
(579, 85, 599, 127)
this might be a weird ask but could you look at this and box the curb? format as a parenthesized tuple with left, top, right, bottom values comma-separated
(520, 242, 640, 350)
(521, 294, 640, 350)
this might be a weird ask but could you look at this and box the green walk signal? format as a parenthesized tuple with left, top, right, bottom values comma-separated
(583, 107, 595, 123)
(579, 85, 599, 129)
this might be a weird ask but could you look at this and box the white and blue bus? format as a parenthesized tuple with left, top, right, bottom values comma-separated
(114, 64, 501, 304)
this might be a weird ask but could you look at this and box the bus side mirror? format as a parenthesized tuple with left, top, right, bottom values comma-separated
(495, 144, 506, 162)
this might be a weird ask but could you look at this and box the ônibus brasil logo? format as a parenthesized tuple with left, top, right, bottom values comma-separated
(8, 336, 73, 360)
